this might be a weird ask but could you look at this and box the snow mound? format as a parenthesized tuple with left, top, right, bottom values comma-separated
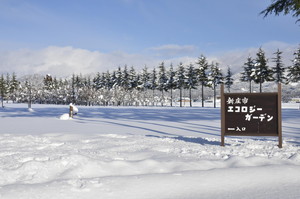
(59, 113, 71, 120)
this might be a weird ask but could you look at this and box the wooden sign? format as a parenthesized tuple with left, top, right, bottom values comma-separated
(221, 84, 282, 148)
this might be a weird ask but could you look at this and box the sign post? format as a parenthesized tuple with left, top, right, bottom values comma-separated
(221, 84, 282, 148)
(69, 105, 73, 118)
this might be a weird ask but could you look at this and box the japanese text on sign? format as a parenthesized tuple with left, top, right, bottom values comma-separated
(226, 97, 274, 125)
(224, 93, 278, 135)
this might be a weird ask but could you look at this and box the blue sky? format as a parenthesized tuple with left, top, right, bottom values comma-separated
(0, 0, 299, 76)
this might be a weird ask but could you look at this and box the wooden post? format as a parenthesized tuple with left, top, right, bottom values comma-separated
(278, 83, 282, 148)
(220, 84, 225, 146)
(69, 105, 73, 118)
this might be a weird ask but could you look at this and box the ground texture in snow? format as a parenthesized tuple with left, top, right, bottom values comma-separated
(0, 103, 300, 199)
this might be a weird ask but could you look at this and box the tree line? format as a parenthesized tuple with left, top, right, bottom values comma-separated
(1, 46, 300, 108)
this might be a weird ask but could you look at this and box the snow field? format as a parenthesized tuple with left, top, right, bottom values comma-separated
(0, 103, 300, 198)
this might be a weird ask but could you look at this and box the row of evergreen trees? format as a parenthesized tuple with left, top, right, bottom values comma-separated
(1, 46, 300, 108)
(240, 47, 300, 93)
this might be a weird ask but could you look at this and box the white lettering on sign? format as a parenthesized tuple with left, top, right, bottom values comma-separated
(227, 97, 249, 105)
(226, 96, 274, 123)
(227, 127, 246, 132)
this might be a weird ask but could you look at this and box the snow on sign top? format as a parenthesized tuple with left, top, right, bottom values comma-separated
(70, 103, 78, 114)
(220, 84, 282, 148)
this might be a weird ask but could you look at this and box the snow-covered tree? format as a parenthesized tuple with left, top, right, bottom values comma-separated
(42, 74, 54, 104)
(9, 73, 19, 103)
(253, 48, 273, 93)
(122, 65, 130, 91)
(71, 74, 76, 104)
(5, 74, 11, 103)
(115, 67, 123, 88)
(43, 74, 54, 91)
(167, 63, 176, 107)
(24, 80, 33, 108)
(93, 72, 103, 90)
(109, 71, 116, 90)
(175, 62, 186, 107)
(185, 63, 198, 107)
(240, 56, 255, 93)
(272, 49, 286, 84)
(140, 66, 151, 91)
(195, 55, 209, 107)
(157, 62, 168, 106)
(139, 66, 151, 106)
(287, 46, 300, 83)
(208, 62, 223, 108)
(149, 68, 157, 106)
(128, 66, 137, 91)
(80, 76, 93, 106)
(224, 66, 234, 93)
(0, 74, 7, 108)
(127, 66, 138, 105)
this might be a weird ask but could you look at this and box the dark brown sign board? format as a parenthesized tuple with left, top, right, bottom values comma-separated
(221, 84, 282, 148)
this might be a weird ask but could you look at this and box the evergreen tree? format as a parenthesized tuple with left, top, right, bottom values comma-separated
(5, 73, 11, 103)
(80, 76, 92, 106)
(127, 66, 138, 105)
(115, 66, 123, 88)
(43, 74, 54, 104)
(195, 55, 209, 107)
(260, 0, 300, 23)
(10, 73, 19, 103)
(240, 56, 255, 93)
(44, 74, 53, 91)
(25, 80, 32, 109)
(0, 74, 6, 108)
(185, 63, 198, 107)
(55, 78, 65, 104)
(93, 72, 102, 90)
(135, 73, 142, 92)
(225, 66, 234, 92)
(208, 62, 223, 108)
(50, 77, 58, 104)
(176, 62, 186, 107)
(110, 71, 117, 89)
(139, 66, 151, 106)
(167, 63, 176, 107)
(149, 68, 157, 106)
(134, 73, 142, 106)
(157, 62, 168, 106)
(129, 66, 138, 90)
(140, 66, 151, 91)
(122, 65, 130, 91)
(75, 74, 84, 89)
(287, 46, 300, 82)
(253, 48, 273, 93)
(104, 71, 113, 105)
(272, 49, 286, 84)
(71, 74, 76, 104)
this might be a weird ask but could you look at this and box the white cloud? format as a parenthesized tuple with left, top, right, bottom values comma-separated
(0, 42, 298, 78)
(0, 46, 161, 77)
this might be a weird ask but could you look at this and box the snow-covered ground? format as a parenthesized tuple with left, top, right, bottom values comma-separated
(0, 103, 300, 199)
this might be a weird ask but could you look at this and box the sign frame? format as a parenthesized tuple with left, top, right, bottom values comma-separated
(220, 84, 282, 148)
